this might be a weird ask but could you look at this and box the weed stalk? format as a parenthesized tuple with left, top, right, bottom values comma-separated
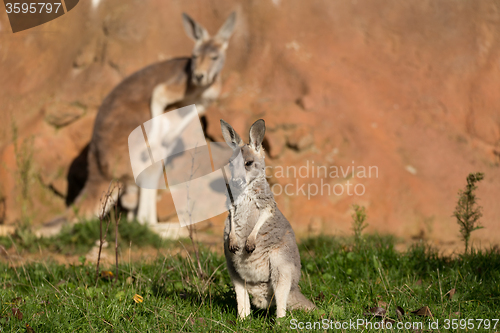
(453, 172, 484, 254)
(352, 204, 368, 247)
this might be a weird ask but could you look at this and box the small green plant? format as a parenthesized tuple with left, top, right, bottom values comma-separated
(0, 218, 166, 254)
(453, 172, 484, 253)
(351, 204, 368, 244)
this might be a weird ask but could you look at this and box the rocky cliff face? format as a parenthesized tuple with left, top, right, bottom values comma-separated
(0, 0, 499, 247)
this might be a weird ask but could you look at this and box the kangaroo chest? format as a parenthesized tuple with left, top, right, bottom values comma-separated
(226, 195, 271, 283)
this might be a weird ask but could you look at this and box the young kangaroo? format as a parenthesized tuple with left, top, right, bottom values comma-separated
(70, 12, 236, 225)
(220, 119, 316, 319)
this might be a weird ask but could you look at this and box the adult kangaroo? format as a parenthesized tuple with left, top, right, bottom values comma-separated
(71, 12, 237, 225)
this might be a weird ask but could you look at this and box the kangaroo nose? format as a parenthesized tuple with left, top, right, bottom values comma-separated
(195, 74, 204, 83)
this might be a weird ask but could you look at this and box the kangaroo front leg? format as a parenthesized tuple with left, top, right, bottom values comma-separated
(135, 161, 163, 225)
(137, 188, 157, 225)
(233, 277, 251, 319)
(245, 204, 274, 253)
(228, 206, 239, 253)
(150, 83, 185, 118)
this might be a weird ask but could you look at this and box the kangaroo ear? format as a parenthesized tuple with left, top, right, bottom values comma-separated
(215, 12, 236, 43)
(221, 119, 243, 150)
(182, 13, 209, 42)
(249, 119, 265, 151)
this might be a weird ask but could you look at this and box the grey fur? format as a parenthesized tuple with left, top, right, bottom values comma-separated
(220, 119, 316, 318)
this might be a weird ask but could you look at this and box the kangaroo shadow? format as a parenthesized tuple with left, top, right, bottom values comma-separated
(152, 281, 276, 321)
(66, 144, 89, 206)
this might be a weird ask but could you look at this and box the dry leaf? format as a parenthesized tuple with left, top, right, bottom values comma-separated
(416, 279, 422, 285)
(133, 294, 143, 303)
(447, 288, 456, 300)
(11, 307, 23, 320)
(364, 307, 386, 317)
(411, 306, 432, 317)
(396, 306, 405, 319)
(25, 323, 35, 332)
(126, 276, 134, 285)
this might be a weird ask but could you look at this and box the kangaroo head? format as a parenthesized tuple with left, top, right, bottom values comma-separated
(182, 12, 236, 87)
(220, 119, 266, 185)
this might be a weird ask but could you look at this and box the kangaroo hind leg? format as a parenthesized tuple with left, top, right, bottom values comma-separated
(270, 254, 293, 318)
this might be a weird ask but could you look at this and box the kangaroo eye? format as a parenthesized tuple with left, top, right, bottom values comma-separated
(245, 161, 253, 167)
(211, 55, 219, 60)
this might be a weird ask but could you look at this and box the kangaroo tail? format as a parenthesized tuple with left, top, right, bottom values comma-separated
(287, 287, 316, 311)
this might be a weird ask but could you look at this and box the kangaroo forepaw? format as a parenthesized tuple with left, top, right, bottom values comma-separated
(245, 237, 256, 253)
(229, 243, 240, 254)
(228, 234, 239, 254)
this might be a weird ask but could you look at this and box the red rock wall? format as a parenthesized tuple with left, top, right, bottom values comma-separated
(0, 0, 499, 247)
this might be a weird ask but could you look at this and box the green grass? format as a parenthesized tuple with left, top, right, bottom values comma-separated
(0, 219, 166, 254)
(1, 235, 499, 332)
